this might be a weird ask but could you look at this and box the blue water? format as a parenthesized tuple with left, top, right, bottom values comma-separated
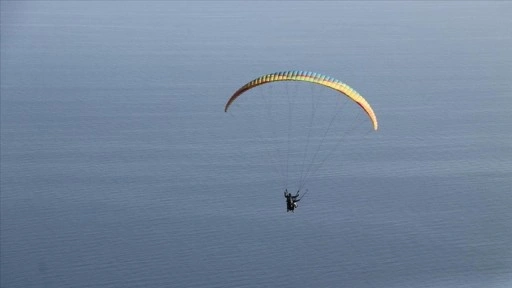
(1, 2, 511, 288)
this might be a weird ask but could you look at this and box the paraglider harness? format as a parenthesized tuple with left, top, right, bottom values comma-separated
(284, 189, 307, 212)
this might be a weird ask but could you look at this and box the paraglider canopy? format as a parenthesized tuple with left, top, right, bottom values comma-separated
(224, 71, 378, 131)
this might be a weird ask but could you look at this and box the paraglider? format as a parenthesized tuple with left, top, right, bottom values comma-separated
(225, 71, 378, 212)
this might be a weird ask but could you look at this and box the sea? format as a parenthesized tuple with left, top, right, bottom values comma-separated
(1, 2, 511, 288)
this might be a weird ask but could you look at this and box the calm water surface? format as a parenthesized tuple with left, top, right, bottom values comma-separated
(1, 2, 511, 288)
